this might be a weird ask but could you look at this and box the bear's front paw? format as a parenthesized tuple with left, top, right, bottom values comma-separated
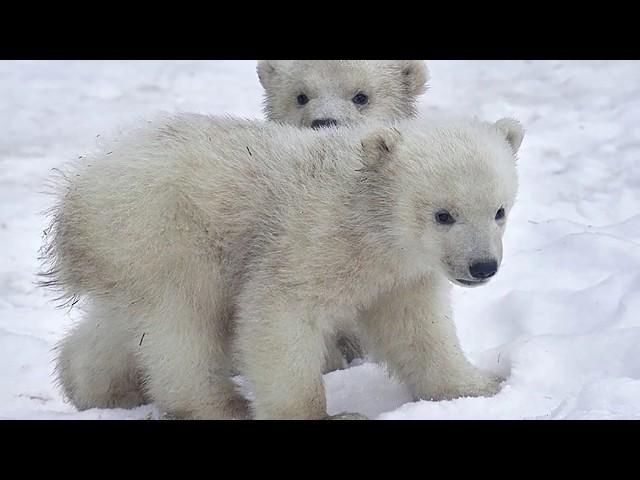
(417, 371, 505, 402)
(326, 412, 369, 420)
(447, 371, 505, 400)
(470, 372, 505, 397)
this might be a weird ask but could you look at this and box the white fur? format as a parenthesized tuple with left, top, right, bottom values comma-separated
(258, 60, 430, 371)
(42, 114, 523, 419)
(257, 60, 429, 128)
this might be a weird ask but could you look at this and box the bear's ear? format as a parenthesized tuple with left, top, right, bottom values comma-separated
(395, 60, 430, 96)
(495, 118, 525, 154)
(257, 60, 284, 89)
(360, 127, 402, 170)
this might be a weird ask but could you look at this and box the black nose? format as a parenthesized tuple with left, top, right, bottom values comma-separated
(311, 118, 338, 129)
(469, 260, 498, 279)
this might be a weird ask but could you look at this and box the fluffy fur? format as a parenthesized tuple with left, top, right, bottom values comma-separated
(257, 60, 429, 128)
(42, 113, 523, 419)
(258, 59, 430, 371)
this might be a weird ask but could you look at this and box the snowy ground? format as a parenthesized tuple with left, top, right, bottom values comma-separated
(1, 60, 639, 420)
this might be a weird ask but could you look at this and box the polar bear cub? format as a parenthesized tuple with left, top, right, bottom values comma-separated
(43, 114, 524, 419)
(257, 60, 429, 129)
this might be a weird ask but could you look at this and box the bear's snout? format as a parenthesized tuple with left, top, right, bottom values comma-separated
(469, 260, 498, 279)
(311, 118, 338, 129)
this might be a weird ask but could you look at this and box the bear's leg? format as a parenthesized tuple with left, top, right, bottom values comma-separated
(336, 325, 365, 364)
(360, 273, 504, 401)
(322, 324, 366, 373)
(55, 300, 146, 410)
(323, 335, 347, 373)
(235, 300, 331, 419)
(136, 293, 250, 420)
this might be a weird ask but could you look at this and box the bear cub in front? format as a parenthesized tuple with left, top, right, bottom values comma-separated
(43, 114, 524, 420)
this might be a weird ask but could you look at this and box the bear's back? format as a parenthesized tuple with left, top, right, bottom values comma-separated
(48, 114, 362, 300)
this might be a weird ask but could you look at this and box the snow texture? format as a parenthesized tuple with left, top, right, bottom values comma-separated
(1, 60, 639, 420)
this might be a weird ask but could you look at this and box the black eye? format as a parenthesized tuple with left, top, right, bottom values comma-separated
(297, 94, 309, 106)
(352, 93, 369, 105)
(435, 210, 455, 225)
(495, 207, 505, 221)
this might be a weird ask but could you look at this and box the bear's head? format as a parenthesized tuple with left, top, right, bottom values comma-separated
(355, 117, 524, 287)
(257, 60, 429, 129)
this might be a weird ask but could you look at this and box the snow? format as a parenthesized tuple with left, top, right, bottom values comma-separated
(1, 60, 639, 420)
